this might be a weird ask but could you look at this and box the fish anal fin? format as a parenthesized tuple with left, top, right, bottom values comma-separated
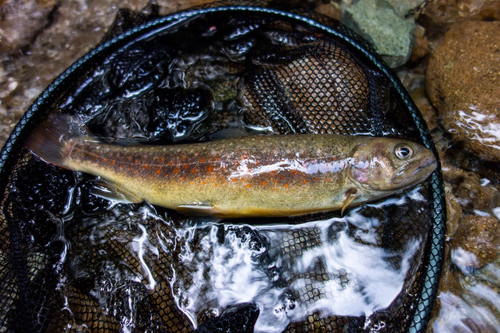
(92, 180, 142, 203)
(341, 189, 358, 216)
(176, 203, 216, 216)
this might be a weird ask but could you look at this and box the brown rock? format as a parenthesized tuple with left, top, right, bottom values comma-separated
(450, 215, 500, 270)
(426, 20, 500, 162)
(445, 184, 462, 238)
(411, 87, 438, 131)
(0, 0, 56, 54)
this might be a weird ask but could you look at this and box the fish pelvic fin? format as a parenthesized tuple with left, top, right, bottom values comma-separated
(92, 179, 142, 204)
(341, 188, 358, 216)
(26, 114, 85, 167)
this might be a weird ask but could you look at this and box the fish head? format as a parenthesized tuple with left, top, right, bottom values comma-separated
(349, 138, 437, 192)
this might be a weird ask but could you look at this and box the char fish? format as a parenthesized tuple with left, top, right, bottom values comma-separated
(26, 115, 437, 218)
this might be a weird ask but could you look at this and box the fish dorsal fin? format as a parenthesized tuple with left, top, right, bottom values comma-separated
(92, 179, 142, 203)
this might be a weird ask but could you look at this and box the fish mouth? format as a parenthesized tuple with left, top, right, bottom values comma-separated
(393, 155, 437, 186)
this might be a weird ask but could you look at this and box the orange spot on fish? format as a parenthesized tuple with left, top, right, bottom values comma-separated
(181, 176, 185, 181)
(246, 184, 252, 188)
(215, 183, 218, 188)
(174, 168, 180, 174)
(161, 157, 165, 162)
(290, 170, 296, 174)
(273, 179, 277, 183)
(135, 159, 139, 164)
(260, 181, 266, 187)
(145, 164, 149, 169)
(164, 173, 169, 178)
(326, 178, 331, 182)
(302, 179, 307, 184)
(200, 158, 205, 163)
(314, 177, 319, 181)
(255, 161, 261, 166)
(207, 166, 213, 172)
(191, 168, 197, 174)
(128, 166, 131, 171)
(147, 175, 151, 179)
(284, 184, 289, 188)
(182, 155, 186, 159)
(231, 178, 236, 182)
(190, 181, 194, 185)
(133, 170, 137, 174)
(216, 157, 220, 162)
(242, 155, 247, 159)
(102, 158, 108, 162)
(234, 161, 240, 166)
(169, 161, 174, 166)
(333, 156, 337, 161)
(156, 169, 161, 175)
(202, 181, 207, 185)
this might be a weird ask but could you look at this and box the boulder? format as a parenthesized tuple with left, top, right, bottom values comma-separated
(426, 20, 500, 162)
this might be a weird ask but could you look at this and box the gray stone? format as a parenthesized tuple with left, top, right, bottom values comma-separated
(341, 0, 417, 68)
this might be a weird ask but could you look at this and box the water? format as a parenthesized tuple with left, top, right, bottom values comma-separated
(52, 186, 427, 332)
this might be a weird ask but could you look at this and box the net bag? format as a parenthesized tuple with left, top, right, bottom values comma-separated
(0, 3, 446, 332)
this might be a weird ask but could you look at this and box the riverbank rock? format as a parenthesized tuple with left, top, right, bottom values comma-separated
(450, 215, 499, 272)
(426, 20, 500, 162)
(0, 0, 57, 54)
(341, 0, 420, 68)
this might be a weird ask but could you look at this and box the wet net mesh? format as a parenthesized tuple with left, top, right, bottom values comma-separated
(0, 2, 446, 332)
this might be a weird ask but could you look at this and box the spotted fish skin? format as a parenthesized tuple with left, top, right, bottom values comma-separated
(27, 115, 437, 218)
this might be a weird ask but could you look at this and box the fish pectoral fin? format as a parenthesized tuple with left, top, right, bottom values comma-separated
(176, 203, 216, 216)
(92, 180, 142, 203)
(341, 189, 358, 216)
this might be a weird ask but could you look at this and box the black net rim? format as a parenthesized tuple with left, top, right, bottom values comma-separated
(0, 6, 446, 332)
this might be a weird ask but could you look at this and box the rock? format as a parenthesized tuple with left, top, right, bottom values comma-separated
(426, 21, 500, 162)
(445, 184, 462, 238)
(408, 24, 431, 63)
(419, 0, 500, 43)
(340, 0, 418, 68)
(411, 87, 438, 131)
(450, 215, 500, 272)
(0, 0, 57, 54)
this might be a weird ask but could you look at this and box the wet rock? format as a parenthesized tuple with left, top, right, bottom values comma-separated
(419, 0, 500, 43)
(451, 215, 500, 271)
(0, 0, 57, 54)
(445, 184, 462, 238)
(426, 20, 500, 162)
(411, 87, 438, 131)
(340, 0, 419, 67)
(444, 167, 500, 213)
(408, 24, 431, 63)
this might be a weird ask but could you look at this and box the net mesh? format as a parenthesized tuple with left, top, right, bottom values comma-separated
(0, 2, 445, 332)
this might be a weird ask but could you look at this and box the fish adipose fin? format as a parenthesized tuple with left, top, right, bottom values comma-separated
(341, 189, 358, 215)
(92, 180, 142, 204)
(26, 114, 84, 167)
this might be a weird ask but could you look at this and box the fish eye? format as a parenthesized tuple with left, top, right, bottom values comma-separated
(395, 144, 413, 160)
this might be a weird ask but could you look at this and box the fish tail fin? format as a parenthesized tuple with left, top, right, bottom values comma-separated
(26, 114, 84, 167)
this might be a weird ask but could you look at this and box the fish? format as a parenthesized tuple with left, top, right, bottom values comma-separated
(26, 115, 437, 218)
